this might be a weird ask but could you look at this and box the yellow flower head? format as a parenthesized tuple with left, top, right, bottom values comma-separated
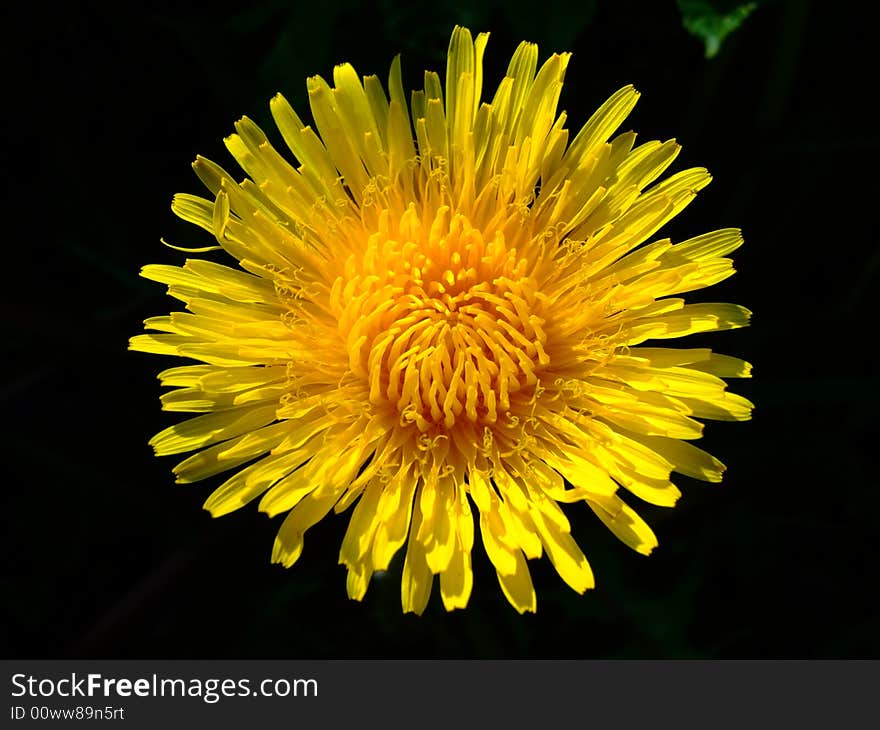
(131, 26, 753, 614)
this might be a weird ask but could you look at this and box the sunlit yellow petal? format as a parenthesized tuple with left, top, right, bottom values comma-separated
(496, 549, 537, 614)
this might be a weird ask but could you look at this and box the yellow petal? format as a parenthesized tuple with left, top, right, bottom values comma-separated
(439, 534, 473, 611)
(588, 495, 658, 555)
(339, 480, 384, 568)
(271, 489, 340, 568)
(401, 500, 433, 615)
(496, 549, 536, 614)
(531, 510, 594, 594)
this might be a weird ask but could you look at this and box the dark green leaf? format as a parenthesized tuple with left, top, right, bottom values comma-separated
(678, 0, 758, 57)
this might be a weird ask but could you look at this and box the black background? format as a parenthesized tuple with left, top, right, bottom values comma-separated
(9, 0, 877, 658)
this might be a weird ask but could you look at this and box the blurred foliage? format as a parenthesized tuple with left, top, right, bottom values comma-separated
(151, 0, 759, 125)
(678, 0, 760, 56)
(376, 0, 597, 55)
(219, 0, 598, 96)
(215, 0, 757, 81)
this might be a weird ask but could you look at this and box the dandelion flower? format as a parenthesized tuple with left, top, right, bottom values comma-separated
(131, 26, 753, 614)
